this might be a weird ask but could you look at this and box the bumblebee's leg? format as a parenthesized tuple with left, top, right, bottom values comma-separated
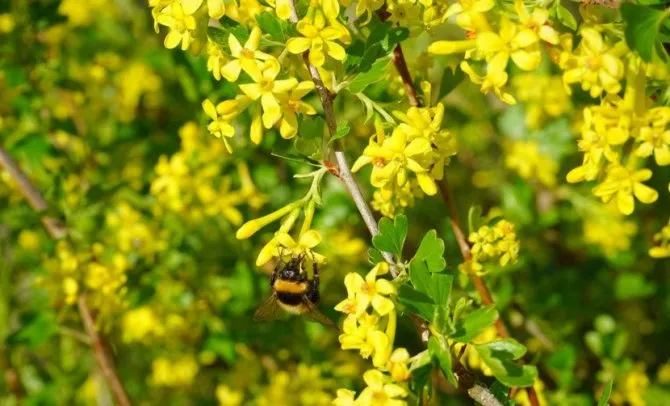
(270, 264, 278, 287)
(306, 263, 320, 303)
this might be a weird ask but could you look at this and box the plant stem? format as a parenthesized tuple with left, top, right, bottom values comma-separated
(0, 146, 131, 406)
(285, 0, 397, 275)
(78, 295, 132, 406)
(386, 29, 539, 406)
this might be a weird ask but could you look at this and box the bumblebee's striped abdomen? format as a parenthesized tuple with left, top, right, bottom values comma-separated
(276, 291, 304, 306)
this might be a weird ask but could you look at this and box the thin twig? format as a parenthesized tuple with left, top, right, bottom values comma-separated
(0, 146, 131, 406)
(78, 295, 131, 406)
(286, 0, 397, 275)
(386, 30, 539, 405)
(0, 148, 66, 239)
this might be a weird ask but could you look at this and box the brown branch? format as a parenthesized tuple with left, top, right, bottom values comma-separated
(384, 28, 540, 405)
(285, 0, 398, 275)
(0, 146, 131, 406)
(78, 295, 131, 406)
(0, 148, 66, 240)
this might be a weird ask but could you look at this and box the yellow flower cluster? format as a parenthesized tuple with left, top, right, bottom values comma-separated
(556, 28, 627, 98)
(565, 56, 668, 216)
(505, 140, 558, 188)
(649, 219, 670, 259)
(334, 262, 410, 405)
(429, 0, 559, 104)
(151, 355, 200, 386)
(371, 179, 422, 219)
(151, 122, 265, 223)
(256, 364, 334, 406)
(42, 241, 129, 311)
(236, 167, 328, 267)
(353, 103, 457, 213)
(105, 202, 167, 260)
(511, 74, 570, 129)
(583, 206, 638, 257)
(463, 219, 519, 274)
(203, 29, 317, 147)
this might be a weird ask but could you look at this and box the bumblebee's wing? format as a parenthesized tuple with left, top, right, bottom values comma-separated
(302, 298, 335, 327)
(253, 294, 283, 322)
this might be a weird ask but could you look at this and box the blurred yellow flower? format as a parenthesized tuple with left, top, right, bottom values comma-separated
(592, 167, 658, 215)
(357, 369, 408, 405)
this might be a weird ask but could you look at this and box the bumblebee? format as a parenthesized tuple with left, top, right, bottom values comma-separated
(254, 255, 333, 325)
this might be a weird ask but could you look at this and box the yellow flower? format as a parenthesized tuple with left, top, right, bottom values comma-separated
(151, 356, 199, 387)
(334, 273, 369, 316)
(468, 219, 520, 270)
(566, 98, 631, 183)
(339, 314, 390, 367)
(346, 263, 397, 316)
(444, 0, 494, 31)
(352, 127, 435, 195)
(593, 167, 658, 215)
(386, 348, 411, 382)
(357, 370, 408, 406)
(277, 81, 317, 139)
(202, 98, 247, 152)
(584, 204, 637, 257)
(286, 12, 347, 67)
(460, 59, 516, 105)
(182, 0, 225, 18)
(513, 0, 559, 45)
(332, 389, 356, 406)
(635, 107, 670, 166)
(206, 40, 229, 80)
(221, 27, 272, 82)
(395, 103, 458, 176)
(505, 140, 558, 187)
(156, 2, 198, 50)
(512, 74, 570, 129)
(562, 28, 625, 98)
(239, 61, 299, 130)
(274, 230, 326, 264)
(354, 0, 385, 24)
(475, 16, 542, 72)
(0, 13, 16, 33)
(649, 219, 670, 258)
(216, 384, 244, 406)
(122, 307, 165, 343)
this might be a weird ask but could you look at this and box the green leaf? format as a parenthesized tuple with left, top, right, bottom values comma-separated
(328, 121, 351, 145)
(410, 364, 433, 404)
(255, 12, 287, 42)
(555, 2, 577, 31)
(398, 285, 435, 321)
(409, 260, 432, 297)
(381, 27, 409, 53)
(412, 230, 446, 273)
(438, 67, 465, 101)
(347, 58, 391, 94)
(490, 381, 517, 406)
(451, 306, 499, 343)
(474, 339, 537, 387)
(615, 273, 656, 300)
(207, 26, 228, 48)
(621, 4, 670, 62)
(598, 380, 613, 406)
(467, 205, 484, 235)
(368, 247, 385, 265)
(295, 116, 324, 160)
(372, 215, 408, 257)
(428, 336, 458, 386)
(429, 273, 453, 308)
